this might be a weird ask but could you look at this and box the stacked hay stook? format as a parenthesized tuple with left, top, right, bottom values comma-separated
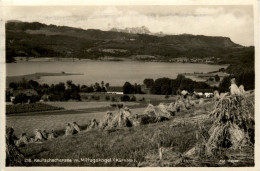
(206, 80, 254, 156)
(6, 127, 25, 166)
(101, 107, 133, 130)
(174, 96, 188, 112)
(144, 104, 171, 122)
(88, 119, 99, 130)
(99, 111, 114, 129)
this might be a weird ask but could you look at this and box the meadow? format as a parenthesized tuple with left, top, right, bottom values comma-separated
(6, 91, 254, 167)
(14, 98, 254, 167)
(43, 101, 140, 110)
(6, 106, 145, 136)
(6, 103, 63, 114)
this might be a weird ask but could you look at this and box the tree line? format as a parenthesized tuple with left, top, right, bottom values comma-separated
(6, 79, 110, 103)
(122, 75, 213, 95)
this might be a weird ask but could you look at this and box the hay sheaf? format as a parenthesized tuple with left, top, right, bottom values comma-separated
(100, 108, 134, 130)
(206, 94, 254, 155)
(6, 127, 25, 166)
(144, 103, 175, 120)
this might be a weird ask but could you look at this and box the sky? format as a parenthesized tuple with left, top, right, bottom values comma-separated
(3, 5, 254, 46)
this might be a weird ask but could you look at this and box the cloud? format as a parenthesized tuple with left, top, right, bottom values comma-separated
(194, 7, 224, 16)
(79, 6, 253, 46)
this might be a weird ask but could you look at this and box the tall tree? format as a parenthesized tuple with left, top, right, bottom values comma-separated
(123, 82, 134, 94)
(105, 83, 110, 90)
(143, 78, 154, 88)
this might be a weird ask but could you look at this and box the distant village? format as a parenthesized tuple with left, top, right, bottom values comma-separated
(134, 55, 220, 64)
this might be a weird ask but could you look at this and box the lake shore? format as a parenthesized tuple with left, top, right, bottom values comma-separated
(6, 72, 83, 86)
(7, 61, 227, 86)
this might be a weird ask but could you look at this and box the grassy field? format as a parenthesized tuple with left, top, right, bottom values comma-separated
(80, 93, 176, 102)
(6, 92, 255, 167)
(6, 94, 177, 136)
(43, 101, 140, 110)
(6, 103, 63, 114)
(14, 99, 254, 167)
(6, 107, 145, 136)
(16, 107, 211, 166)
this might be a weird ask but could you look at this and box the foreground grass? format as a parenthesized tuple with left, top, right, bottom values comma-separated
(19, 118, 204, 166)
(16, 101, 214, 167)
(43, 101, 140, 110)
(12, 94, 255, 167)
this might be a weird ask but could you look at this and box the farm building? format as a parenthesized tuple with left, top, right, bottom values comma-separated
(194, 89, 214, 98)
(181, 90, 189, 96)
(107, 86, 123, 95)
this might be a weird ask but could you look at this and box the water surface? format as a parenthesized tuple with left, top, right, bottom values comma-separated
(6, 61, 226, 86)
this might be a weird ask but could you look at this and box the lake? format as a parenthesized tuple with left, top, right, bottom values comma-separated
(6, 61, 227, 86)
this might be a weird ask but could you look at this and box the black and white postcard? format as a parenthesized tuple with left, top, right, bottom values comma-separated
(0, 0, 259, 170)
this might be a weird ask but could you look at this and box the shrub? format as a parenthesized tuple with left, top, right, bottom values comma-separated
(28, 95, 40, 103)
(70, 91, 81, 101)
(215, 74, 220, 82)
(6, 90, 11, 102)
(139, 97, 146, 102)
(117, 104, 124, 109)
(130, 95, 136, 101)
(13, 93, 28, 104)
(82, 96, 88, 100)
(93, 96, 100, 101)
(110, 104, 117, 107)
(111, 97, 116, 102)
(121, 95, 130, 102)
(105, 95, 110, 101)
(208, 77, 214, 81)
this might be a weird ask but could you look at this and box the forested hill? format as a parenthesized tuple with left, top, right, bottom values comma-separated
(6, 21, 253, 66)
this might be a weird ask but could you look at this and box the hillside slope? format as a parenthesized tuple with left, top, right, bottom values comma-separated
(6, 21, 253, 63)
(14, 92, 254, 167)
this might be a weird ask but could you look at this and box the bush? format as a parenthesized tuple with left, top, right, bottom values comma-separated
(130, 96, 136, 101)
(82, 96, 88, 100)
(117, 104, 124, 109)
(13, 93, 28, 104)
(93, 95, 100, 101)
(111, 97, 116, 102)
(105, 95, 110, 101)
(121, 95, 130, 102)
(6, 90, 11, 102)
(219, 71, 255, 92)
(110, 104, 117, 107)
(215, 74, 220, 82)
(208, 77, 214, 81)
(139, 97, 145, 102)
(70, 91, 81, 101)
(28, 95, 40, 103)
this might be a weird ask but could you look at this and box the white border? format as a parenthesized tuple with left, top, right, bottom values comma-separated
(0, 0, 259, 171)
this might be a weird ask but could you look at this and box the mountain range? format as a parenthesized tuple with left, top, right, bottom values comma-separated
(110, 26, 151, 34)
(6, 21, 254, 65)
